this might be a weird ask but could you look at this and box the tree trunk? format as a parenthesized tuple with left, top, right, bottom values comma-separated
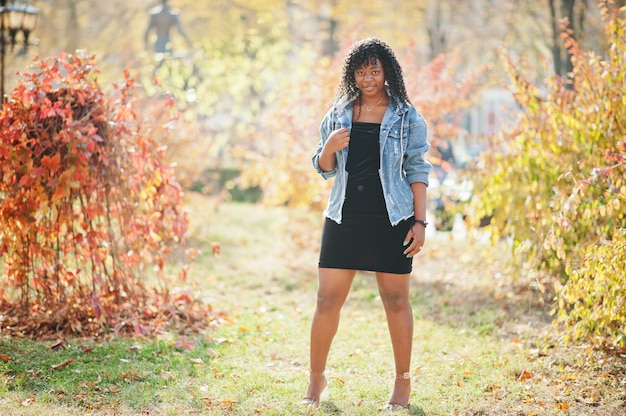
(426, 0, 447, 60)
(549, 0, 562, 77)
(66, 0, 80, 53)
(562, 0, 576, 82)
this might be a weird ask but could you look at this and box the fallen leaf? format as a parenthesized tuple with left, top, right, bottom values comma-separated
(160, 370, 176, 381)
(51, 358, 74, 371)
(577, 394, 601, 406)
(518, 369, 533, 381)
(331, 376, 346, 386)
(50, 340, 66, 351)
(21, 396, 35, 406)
(190, 358, 205, 365)
(206, 348, 219, 358)
(486, 383, 501, 393)
(108, 386, 122, 394)
(0, 354, 10, 362)
(555, 402, 569, 410)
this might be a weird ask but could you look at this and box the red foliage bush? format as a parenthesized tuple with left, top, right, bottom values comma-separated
(0, 52, 209, 338)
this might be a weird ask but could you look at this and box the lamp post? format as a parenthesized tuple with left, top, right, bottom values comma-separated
(1, 0, 40, 100)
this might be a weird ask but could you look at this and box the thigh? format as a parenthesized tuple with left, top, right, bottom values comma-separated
(375, 272, 411, 297)
(317, 268, 357, 301)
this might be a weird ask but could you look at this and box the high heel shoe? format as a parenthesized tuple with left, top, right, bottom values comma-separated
(384, 402, 409, 411)
(384, 372, 410, 411)
(301, 370, 328, 407)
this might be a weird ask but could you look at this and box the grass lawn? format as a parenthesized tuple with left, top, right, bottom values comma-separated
(1, 193, 625, 415)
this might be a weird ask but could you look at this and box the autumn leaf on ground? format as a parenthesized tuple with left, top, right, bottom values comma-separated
(121, 370, 142, 381)
(50, 340, 66, 351)
(21, 396, 35, 406)
(160, 370, 176, 381)
(0, 354, 10, 362)
(174, 335, 194, 351)
(517, 369, 533, 381)
(51, 358, 74, 371)
(555, 402, 569, 410)
(190, 358, 205, 365)
(576, 393, 601, 406)
(331, 376, 346, 386)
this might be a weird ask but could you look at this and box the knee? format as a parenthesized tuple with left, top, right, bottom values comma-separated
(379, 291, 410, 314)
(315, 289, 345, 315)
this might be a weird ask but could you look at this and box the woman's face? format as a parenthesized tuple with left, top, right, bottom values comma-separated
(354, 58, 386, 97)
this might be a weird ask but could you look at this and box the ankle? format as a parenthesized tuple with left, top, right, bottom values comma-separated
(310, 369, 325, 377)
(396, 372, 410, 380)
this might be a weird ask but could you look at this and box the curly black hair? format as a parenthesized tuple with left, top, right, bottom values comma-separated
(336, 38, 409, 107)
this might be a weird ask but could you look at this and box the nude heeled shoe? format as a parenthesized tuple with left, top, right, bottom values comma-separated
(384, 372, 410, 411)
(301, 370, 329, 407)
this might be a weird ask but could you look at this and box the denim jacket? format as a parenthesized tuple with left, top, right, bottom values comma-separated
(312, 95, 431, 226)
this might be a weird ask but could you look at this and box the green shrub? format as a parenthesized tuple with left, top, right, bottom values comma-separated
(472, 5, 625, 347)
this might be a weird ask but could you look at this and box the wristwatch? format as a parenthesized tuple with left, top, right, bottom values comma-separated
(413, 219, 428, 228)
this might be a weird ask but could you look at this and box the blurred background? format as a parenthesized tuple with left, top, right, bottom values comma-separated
(1, 0, 621, 217)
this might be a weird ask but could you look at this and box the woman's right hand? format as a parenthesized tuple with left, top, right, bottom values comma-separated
(318, 128, 350, 172)
(324, 128, 350, 153)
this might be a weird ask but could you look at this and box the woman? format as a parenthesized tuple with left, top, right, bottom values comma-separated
(303, 38, 432, 410)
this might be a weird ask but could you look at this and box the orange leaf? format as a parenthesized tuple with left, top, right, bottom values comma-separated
(41, 153, 61, 175)
(517, 369, 533, 381)
(555, 402, 569, 410)
(18, 173, 35, 187)
(0, 354, 10, 362)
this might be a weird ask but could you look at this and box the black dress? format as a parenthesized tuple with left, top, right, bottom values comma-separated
(318, 122, 413, 274)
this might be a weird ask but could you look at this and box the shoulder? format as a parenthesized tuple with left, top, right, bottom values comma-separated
(390, 100, 424, 123)
(402, 103, 426, 127)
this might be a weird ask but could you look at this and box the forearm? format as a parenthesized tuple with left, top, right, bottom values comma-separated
(317, 147, 337, 173)
(411, 182, 427, 220)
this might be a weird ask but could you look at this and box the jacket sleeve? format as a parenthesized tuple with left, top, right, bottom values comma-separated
(404, 107, 432, 186)
(312, 108, 337, 179)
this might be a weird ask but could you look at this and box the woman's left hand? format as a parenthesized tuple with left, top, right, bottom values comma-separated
(403, 223, 426, 258)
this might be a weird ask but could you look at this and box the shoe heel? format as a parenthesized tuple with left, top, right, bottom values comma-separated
(319, 377, 329, 402)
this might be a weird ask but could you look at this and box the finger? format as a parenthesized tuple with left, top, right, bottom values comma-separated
(402, 230, 413, 247)
(404, 244, 423, 258)
(404, 238, 424, 257)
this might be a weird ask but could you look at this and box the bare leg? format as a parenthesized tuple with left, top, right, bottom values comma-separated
(304, 268, 356, 403)
(376, 272, 413, 407)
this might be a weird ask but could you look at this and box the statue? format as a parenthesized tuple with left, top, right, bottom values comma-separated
(144, 0, 192, 54)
